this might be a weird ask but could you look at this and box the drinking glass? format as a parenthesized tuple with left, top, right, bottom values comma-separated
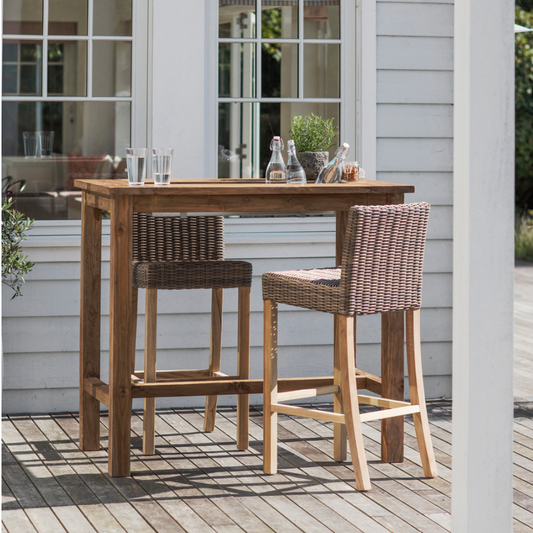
(39, 131, 55, 157)
(126, 148, 147, 186)
(23, 132, 39, 158)
(152, 148, 173, 186)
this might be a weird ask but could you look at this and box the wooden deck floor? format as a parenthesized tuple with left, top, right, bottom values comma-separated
(2, 264, 533, 533)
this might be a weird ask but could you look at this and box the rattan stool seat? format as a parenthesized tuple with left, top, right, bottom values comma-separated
(131, 213, 252, 455)
(263, 267, 342, 314)
(134, 260, 252, 290)
(262, 203, 437, 491)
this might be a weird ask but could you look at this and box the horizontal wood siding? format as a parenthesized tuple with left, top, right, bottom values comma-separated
(377, 0, 454, 398)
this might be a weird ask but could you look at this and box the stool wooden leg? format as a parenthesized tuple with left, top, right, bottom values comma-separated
(333, 314, 347, 462)
(406, 309, 438, 478)
(131, 287, 138, 376)
(339, 315, 372, 491)
(236, 286, 250, 450)
(143, 288, 157, 455)
(204, 288, 223, 432)
(263, 299, 278, 474)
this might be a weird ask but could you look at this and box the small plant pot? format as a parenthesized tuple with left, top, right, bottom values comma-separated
(296, 152, 329, 183)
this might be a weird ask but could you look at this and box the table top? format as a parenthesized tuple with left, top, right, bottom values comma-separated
(74, 178, 413, 195)
(75, 178, 415, 213)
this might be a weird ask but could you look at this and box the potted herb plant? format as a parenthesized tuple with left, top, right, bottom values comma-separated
(288, 114, 336, 182)
(2, 198, 34, 299)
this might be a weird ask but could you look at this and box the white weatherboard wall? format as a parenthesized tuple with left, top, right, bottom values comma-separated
(376, 0, 454, 398)
(1, 0, 455, 413)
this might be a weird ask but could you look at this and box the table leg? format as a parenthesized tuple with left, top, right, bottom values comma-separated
(381, 310, 405, 463)
(80, 198, 102, 451)
(236, 286, 250, 450)
(108, 196, 134, 477)
(334, 211, 349, 456)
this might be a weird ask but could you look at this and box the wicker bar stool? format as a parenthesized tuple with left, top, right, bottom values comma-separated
(132, 213, 253, 455)
(262, 203, 437, 491)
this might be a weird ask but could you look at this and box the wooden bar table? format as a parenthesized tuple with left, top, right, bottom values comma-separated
(75, 178, 415, 477)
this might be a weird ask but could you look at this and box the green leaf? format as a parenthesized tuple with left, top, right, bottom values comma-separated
(2, 198, 34, 299)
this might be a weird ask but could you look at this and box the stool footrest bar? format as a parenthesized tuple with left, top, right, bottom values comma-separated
(277, 385, 340, 402)
(271, 403, 345, 424)
(357, 395, 411, 409)
(133, 369, 212, 380)
(359, 405, 420, 423)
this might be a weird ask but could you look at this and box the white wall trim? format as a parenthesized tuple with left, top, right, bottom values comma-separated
(452, 0, 514, 531)
(204, 0, 218, 179)
(356, 0, 377, 179)
(132, 0, 149, 149)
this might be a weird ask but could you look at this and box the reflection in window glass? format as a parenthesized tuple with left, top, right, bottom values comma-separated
(49, 0, 88, 35)
(219, 1, 255, 38)
(2, 101, 131, 219)
(261, 1, 298, 39)
(218, 102, 255, 179)
(92, 41, 131, 97)
(93, 0, 132, 36)
(3, 0, 43, 35)
(260, 102, 339, 178)
(262, 43, 297, 98)
(218, 43, 255, 98)
(48, 41, 87, 96)
(304, 1, 340, 39)
(2, 40, 42, 95)
(304, 43, 339, 98)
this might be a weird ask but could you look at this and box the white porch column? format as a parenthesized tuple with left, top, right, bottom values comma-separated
(452, 1, 514, 532)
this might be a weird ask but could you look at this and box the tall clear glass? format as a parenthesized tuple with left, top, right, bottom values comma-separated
(126, 148, 147, 186)
(38, 131, 55, 157)
(152, 148, 173, 186)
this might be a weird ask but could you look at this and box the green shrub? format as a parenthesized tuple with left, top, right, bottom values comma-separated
(515, 210, 533, 261)
(2, 199, 34, 299)
(288, 114, 336, 152)
(515, 6, 533, 211)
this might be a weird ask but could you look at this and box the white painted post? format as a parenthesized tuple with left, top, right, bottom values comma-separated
(453, 1, 514, 532)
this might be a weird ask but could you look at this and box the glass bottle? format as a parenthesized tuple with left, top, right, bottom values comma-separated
(265, 136, 287, 183)
(316, 143, 350, 184)
(286, 140, 307, 184)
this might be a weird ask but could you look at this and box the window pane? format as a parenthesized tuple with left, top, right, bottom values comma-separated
(219, 43, 255, 98)
(3, 42, 19, 62)
(219, 1, 256, 38)
(260, 102, 339, 178)
(92, 41, 131, 96)
(2, 101, 131, 219)
(3, 64, 18, 93)
(93, 0, 132, 36)
(48, 41, 87, 96)
(3, 40, 43, 95)
(19, 64, 40, 93)
(20, 41, 41, 61)
(218, 102, 255, 179)
(49, 0, 88, 36)
(304, 43, 339, 98)
(303, 1, 340, 39)
(261, 1, 298, 39)
(261, 43, 297, 98)
(3, 0, 43, 35)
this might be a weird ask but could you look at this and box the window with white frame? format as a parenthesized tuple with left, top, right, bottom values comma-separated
(2, 0, 135, 220)
(217, 0, 353, 179)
